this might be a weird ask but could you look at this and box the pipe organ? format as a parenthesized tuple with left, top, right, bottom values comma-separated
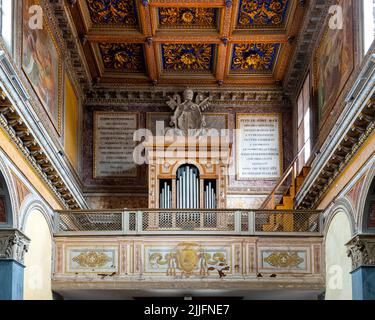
(176, 165, 200, 209)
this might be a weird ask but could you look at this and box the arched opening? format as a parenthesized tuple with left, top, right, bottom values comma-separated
(23, 209, 52, 300)
(0, 170, 12, 226)
(176, 164, 200, 209)
(363, 177, 375, 233)
(325, 211, 353, 300)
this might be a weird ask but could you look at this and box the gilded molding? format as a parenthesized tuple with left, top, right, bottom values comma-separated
(0, 229, 30, 264)
(347, 235, 375, 271)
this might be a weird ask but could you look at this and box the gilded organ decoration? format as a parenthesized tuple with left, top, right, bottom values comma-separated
(159, 7, 217, 29)
(231, 44, 279, 72)
(86, 0, 138, 26)
(237, 0, 289, 28)
(263, 251, 304, 268)
(72, 251, 112, 268)
(161, 44, 215, 72)
(99, 43, 145, 72)
(148, 243, 228, 277)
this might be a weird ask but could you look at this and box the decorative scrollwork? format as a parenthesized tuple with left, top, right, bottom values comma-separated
(264, 251, 304, 268)
(72, 251, 111, 268)
(238, 0, 289, 28)
(86, 0, 138, 25)
(161, 44, 214, 72)
(99, 43, 145, 72)
(159, 7, 217, 28)
(231, 43, 279, 72)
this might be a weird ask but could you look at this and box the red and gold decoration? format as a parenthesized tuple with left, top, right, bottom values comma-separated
(99, 43, 145, 72)
(161, 44, 215, 72)
(159, 7, 218, 29)
(237, 0, 289, 28)
(86, 0, 138, 26)
(231, 43, 279, 72)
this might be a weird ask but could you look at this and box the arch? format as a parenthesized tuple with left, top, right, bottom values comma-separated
(0, 156, 18, 227)
(324, 209, 353, 300)
(357, 164, 375, 233)
(171, 160, 204, 176)
(324, 197, 357, 238)
(23, 208, 53, 300)
(19, 194, 54, 236)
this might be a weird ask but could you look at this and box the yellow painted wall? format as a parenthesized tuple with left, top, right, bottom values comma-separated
(0, 127, 62, 210)
(325, 212, 353, 300)
(23, 209, 53, 300)
(64, 75, 79, 170)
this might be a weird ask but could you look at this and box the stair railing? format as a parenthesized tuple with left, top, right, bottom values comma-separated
(260, 145, 307, 210)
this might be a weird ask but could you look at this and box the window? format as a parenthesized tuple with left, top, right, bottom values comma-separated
(297, 74, 311, 171)
(0, 0, 13, 53)
(363, 0, 375, 54)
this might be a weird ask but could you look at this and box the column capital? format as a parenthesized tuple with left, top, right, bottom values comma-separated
(0, 229, 30, 265)
(346, 235, 375, 271)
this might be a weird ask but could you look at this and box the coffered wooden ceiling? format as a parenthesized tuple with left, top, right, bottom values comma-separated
(67, 0, 306, 87)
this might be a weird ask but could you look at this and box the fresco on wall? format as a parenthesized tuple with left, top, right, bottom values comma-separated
(0, 196, 7, 223)
(368, 202, 375, 229)
(22, 0, 62, 133)
(315, 0, 353, 124)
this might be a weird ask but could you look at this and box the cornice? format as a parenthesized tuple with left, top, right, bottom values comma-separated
(296, 54, 375, 210)
(283, 0, 335, 98)
(0, 88, 82, 210)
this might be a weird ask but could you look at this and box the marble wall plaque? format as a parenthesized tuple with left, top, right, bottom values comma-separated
(94, 112, 138, 178)
(236, 114, 282, 180)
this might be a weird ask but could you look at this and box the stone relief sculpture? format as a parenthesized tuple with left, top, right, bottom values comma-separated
(166, 89, 210, 136)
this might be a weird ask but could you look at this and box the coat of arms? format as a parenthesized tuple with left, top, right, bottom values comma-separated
(166, 89, 210, 136)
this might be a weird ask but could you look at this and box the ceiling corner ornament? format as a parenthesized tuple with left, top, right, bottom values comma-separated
(347, 235, 375, 271)
(158, 7, 217, 29)
(86, 0, 138, 26)
(231, 43, 279, 72)
(264, 251, 304, 268)
(237, 0, 289, 28)
(161, 44, 215, 72)
(72, 251, 112, 268)
(99, 43, 146, 72)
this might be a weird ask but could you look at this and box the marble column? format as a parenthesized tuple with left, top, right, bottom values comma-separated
(346, 235, 375, 300)
(0, 229, 30, 300)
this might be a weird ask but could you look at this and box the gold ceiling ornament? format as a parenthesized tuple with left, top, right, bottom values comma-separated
(264, 251, 304, 268)
(99, 43, 145, 71)
(86, 0, 138, 25)
(72, 251, 112, 268)
(159, 7, 216, 28)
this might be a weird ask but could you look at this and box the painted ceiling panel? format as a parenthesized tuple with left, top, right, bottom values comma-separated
(231, 43, 280, 73)
(86, 0, 139, 27)
(158, 7, 219, 29)
(99, 43, 146, 72)
(161, 44, 215, 72)
(237, 0, 289, 29)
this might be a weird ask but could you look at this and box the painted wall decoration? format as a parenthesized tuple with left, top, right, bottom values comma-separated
(99, 43, 146, 72)
(158, 7, 218, 29)
(64, 75, 79, 170)
(368, 202, 375, 229)
(67, 247, 118, 273)
(161, 44, 215, 72)
(86, 0, 138, 26)
(314, 0, 354, 123)
(231, 43, 280, 73)
(237, 0, 289, 28)
(22, 0, 62, 133)
(259, 249, 309, 273)
(145, 242, 230, 278)
(0, 196, 7, 223)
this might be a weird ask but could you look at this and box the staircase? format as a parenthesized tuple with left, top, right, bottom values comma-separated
(260, 153, 311, 232)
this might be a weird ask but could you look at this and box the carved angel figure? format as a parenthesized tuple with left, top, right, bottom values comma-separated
(166, 89, 210, 136)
